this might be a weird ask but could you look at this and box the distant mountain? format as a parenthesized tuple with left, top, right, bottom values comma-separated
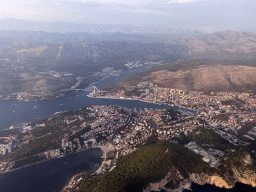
(0, 41, 188, 74)
(179, 30, 256, 59)
(1, 29, 256, 99)
(0, 41, 187, 98)
(0, 18, 204, 36)
(0, 29, 173, 46)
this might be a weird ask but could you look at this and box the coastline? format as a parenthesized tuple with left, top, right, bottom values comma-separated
(0, 89, 75, 102)
(3, 147, 102, 174)
(0, 67, 150, 102)
(89, 94, 197, 113)
(88, 95, 161, 105)
(62, 145, 110, 192)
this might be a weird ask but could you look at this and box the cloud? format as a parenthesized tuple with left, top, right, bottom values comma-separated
(165, 0, 203, 3)
(81, 0, 200, 4)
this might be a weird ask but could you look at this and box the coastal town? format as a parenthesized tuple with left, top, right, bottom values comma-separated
(95, 82, 256, 145)
(0, 82, 256, 190)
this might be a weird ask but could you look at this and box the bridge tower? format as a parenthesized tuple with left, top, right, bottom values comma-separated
(92, 86, 100, 94)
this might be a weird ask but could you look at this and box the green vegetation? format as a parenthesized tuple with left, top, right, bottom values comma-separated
(0, 129, 21, 137)
(217, 150, 256, 181)
(69, 125, 91, 141)
(161, 109, 180, 122)
(221, 98, 246, 109)
(149, 120, 158, 128)
(30, 113, 94, 138)
(5, 130, 66, 161)
(238, 122, 256, 136)
(187, 127, 222, 143)
(12, 154, 46, 170)
(124, 88, 145, 97)
(74, 141, 214, 192)
(212, 114, 229, 122)
(187, 127, 233, 151)
(143, 134, 159, 146)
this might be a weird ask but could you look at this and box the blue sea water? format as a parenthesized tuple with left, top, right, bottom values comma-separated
(0, 69, 255, 192)
(0, 148, 103, 192)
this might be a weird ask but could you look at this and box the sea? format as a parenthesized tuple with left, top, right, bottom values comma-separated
(0, 69, 194, 131)
(0, 148, 103, 192)
(0, 69, 255, 192)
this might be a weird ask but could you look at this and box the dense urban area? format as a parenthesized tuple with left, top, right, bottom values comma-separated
(0, 82, 256, 191)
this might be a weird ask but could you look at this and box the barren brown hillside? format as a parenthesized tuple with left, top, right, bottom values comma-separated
(151, 65, 256, 92)
(107, 64, 256, 94)
(182, 30, 256, 54)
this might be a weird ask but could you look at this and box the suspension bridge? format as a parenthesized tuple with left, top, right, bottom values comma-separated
(83, 86, 100, 94)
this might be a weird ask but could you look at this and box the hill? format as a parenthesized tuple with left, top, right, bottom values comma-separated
(104, 59, 256, 94)
(0, 41, 187, 99)
(73, 141, 215, 192)
(2, 29, 256, 99)
(71, 141, 256, 192)
(180, 30, 256, 60)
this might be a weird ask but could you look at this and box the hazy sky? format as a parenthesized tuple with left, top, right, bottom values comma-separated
(0, 0, 255, 31)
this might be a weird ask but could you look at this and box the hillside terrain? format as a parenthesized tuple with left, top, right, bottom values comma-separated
(179, 30, 256, 59)
(71, 141, 256, 192)
(0, 41, 186, 99)
(105, 59, 256, 94)
(1, 29, 256, 100)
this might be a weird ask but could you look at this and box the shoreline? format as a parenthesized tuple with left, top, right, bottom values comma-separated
(0, 67, 151, 102)
(3, 147, 102, 174)
(62, 145, 111, 192)
(89, 94, 197, 113)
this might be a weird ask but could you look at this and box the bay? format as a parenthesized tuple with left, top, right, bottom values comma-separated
(0, 69, 194, 131)
(1, 69, 253, 192)
(0, 148, 103, 192)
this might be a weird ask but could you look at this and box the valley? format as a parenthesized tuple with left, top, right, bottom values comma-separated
(1, 21, 256, 192)
(1, 30, 256, 101)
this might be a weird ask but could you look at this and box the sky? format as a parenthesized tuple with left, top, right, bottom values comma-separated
(0, 0, 255, 31)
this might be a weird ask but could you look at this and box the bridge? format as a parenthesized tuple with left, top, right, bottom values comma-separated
(83, 86, 100, 94)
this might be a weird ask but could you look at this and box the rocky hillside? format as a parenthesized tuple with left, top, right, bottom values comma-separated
(2, 30, 256, 99)
(105, 59, 256, 94)
(0, 41, 187, 98)
(71, 141, 256, 192)
(180, 30, 256, 59)
(150, 65, 256, 92)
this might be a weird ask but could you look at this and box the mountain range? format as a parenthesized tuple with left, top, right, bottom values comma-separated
(1, 25, 256, 99)
(0, 18, 204, 36)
